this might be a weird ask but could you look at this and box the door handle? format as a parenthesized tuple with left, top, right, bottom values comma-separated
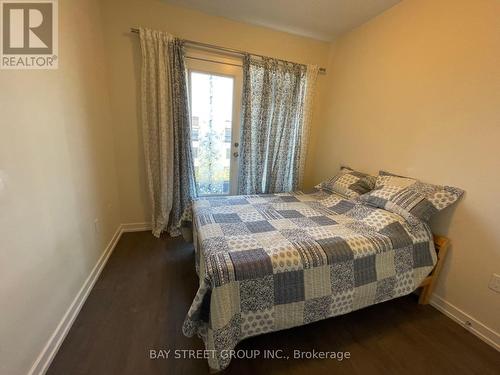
(233, 152, 239, 157)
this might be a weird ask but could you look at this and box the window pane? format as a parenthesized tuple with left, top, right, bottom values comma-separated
(191, 72, 233, 195)
(224, 127, 231, 142)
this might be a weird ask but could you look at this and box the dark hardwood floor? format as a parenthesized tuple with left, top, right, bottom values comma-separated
(47, 231, 500, 375)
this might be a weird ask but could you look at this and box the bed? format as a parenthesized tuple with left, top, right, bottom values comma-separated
(182, 190, 444, 371)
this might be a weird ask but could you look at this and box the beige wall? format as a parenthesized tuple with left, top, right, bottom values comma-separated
(0, 1, 121, 374)
(308, 0, 500, 333)
(99, 0, 330, 223)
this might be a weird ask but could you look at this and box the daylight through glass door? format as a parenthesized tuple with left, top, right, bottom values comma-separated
(190, 71, 235, 195)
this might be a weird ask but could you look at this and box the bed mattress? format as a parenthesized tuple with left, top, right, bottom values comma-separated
(183, 191, 436, 371)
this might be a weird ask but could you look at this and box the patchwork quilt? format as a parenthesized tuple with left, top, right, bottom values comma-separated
(182, 191, 436, 371)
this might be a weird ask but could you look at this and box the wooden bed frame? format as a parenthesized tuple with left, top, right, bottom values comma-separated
(417, 234, 450, 304)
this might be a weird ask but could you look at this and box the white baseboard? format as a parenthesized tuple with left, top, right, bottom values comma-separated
(430, 294, 499, 351)
(120, 222, 152, 232)
(28, 222, 153, 375)
(28, 224, 123, 375)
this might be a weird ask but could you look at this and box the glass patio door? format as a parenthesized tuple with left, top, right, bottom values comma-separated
(187, 54, 242, 195)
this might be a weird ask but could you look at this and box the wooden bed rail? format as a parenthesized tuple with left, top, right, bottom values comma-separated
(418, 234, 450, 304)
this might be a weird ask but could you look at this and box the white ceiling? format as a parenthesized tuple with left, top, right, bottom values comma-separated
(163, 0, 401, 41)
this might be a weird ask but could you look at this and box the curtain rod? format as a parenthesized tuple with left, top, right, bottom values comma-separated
(130, 27, 326, 74)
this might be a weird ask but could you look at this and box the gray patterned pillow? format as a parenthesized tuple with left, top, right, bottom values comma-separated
(359, 171, 464, 223)
(315, 167, 376, 199)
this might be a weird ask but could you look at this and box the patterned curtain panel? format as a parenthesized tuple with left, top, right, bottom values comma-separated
(139, 28, 197, 237)
(238, 55, 318, 194)
(298, 65, 319, 187)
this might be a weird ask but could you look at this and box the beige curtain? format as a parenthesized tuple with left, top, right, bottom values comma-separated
(139, 28, 196, 237)
(298, 64, 319, 188)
